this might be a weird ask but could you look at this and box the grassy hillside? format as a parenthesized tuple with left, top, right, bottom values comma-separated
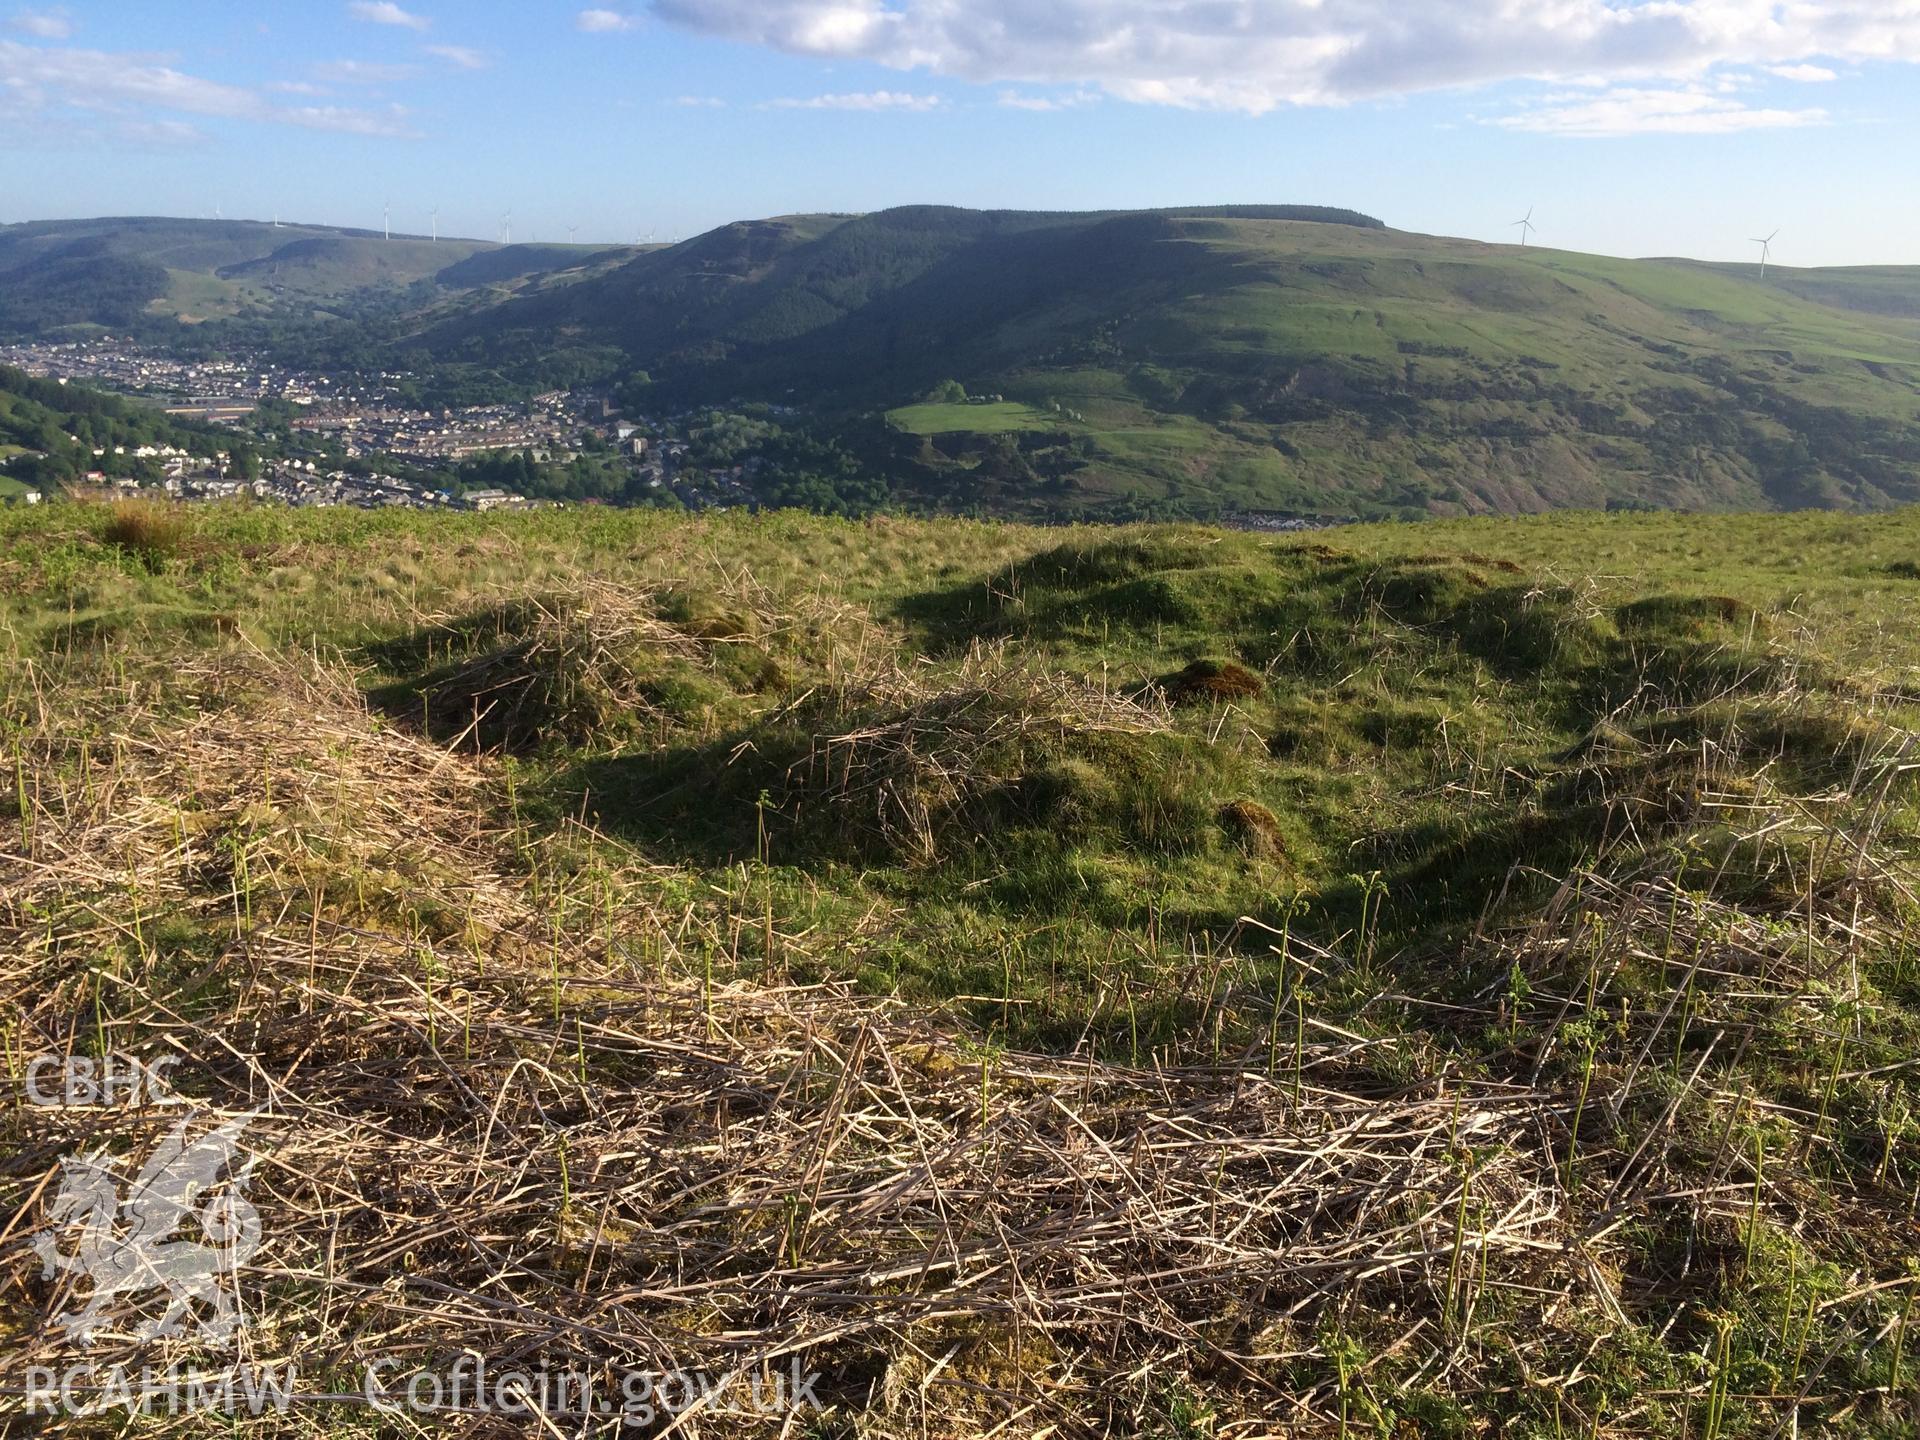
(0, 217, 570, 329)
(5, 500, 1919, 1435)
(887, 398, 1063, 433)
(213, 234, 486, 297)
(12, 210, 1918, 523)
(430, 241, 641, 288)
(423, 206, 1920, 520)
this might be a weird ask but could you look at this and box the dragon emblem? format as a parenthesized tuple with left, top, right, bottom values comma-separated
(33, 1116, 261, 1346)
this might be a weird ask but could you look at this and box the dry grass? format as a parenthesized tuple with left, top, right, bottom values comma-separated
(4, 576, 1920, 1436)
(0, 647, 1583, 1436)
(98, 500, 189, 573)
(386, 572, 882, 753)
(784, 646, 1175, 864)
(399, 580, 715, 751)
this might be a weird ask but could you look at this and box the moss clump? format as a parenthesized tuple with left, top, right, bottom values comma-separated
(1161, 659, 1263, 704)
(1219, 799, 1286, 858)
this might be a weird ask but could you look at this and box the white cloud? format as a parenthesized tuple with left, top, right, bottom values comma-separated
(997, 89, 1099, 112)
(0, 112, 209, 149)
(348, 1, 429, 30)
(646, 0, 1920, 117)
(280, 102, 420, 137)
(312, 58, 417, 84)
(117, 117, 208, 147)
(671, 94, 726, 106)
(0, 38, 421, 138)
(0, 40, 267, 117)
(1498, 86, 1828, 137)
(9, 6, 70, 38)
(1766, 63, 1840, 82)
(576, 8, 634, 32)
(425, 43, 488, 69)
(767, 89, 942, 110)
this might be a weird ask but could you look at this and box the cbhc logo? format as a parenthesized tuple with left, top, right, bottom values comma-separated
(24, 1054, 180, 1108)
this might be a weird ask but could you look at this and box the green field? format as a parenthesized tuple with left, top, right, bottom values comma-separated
(152, 265, 257, 322)
(886, 399, 1065, 434)
(6, 499, 1920, 1436)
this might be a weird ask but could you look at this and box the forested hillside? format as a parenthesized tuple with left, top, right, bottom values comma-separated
(0, 366, 239, 489)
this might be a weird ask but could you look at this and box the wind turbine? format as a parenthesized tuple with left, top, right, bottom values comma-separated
(1751, 228, 1779, 279)
(501, 209, 512, 245)
(430, 207, 439, 243)
(567, 224, 578, 244)
(1511, 206, 1536, 247)
(383, 201, 391, 241)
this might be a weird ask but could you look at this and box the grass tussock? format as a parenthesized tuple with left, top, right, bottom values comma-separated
(785, 649, 1178, 864)
(98, 498, 189, 572)
(374, 572, 874, 753)
(382, 582, 720, 752)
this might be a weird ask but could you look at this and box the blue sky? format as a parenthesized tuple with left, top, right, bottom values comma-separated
(3, 1, 1918, 267)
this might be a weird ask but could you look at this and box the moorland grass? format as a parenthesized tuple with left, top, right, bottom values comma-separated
(4, 500, 1920, 1436)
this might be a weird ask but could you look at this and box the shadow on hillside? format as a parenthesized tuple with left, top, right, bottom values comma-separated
(562, 741, 785, 869)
